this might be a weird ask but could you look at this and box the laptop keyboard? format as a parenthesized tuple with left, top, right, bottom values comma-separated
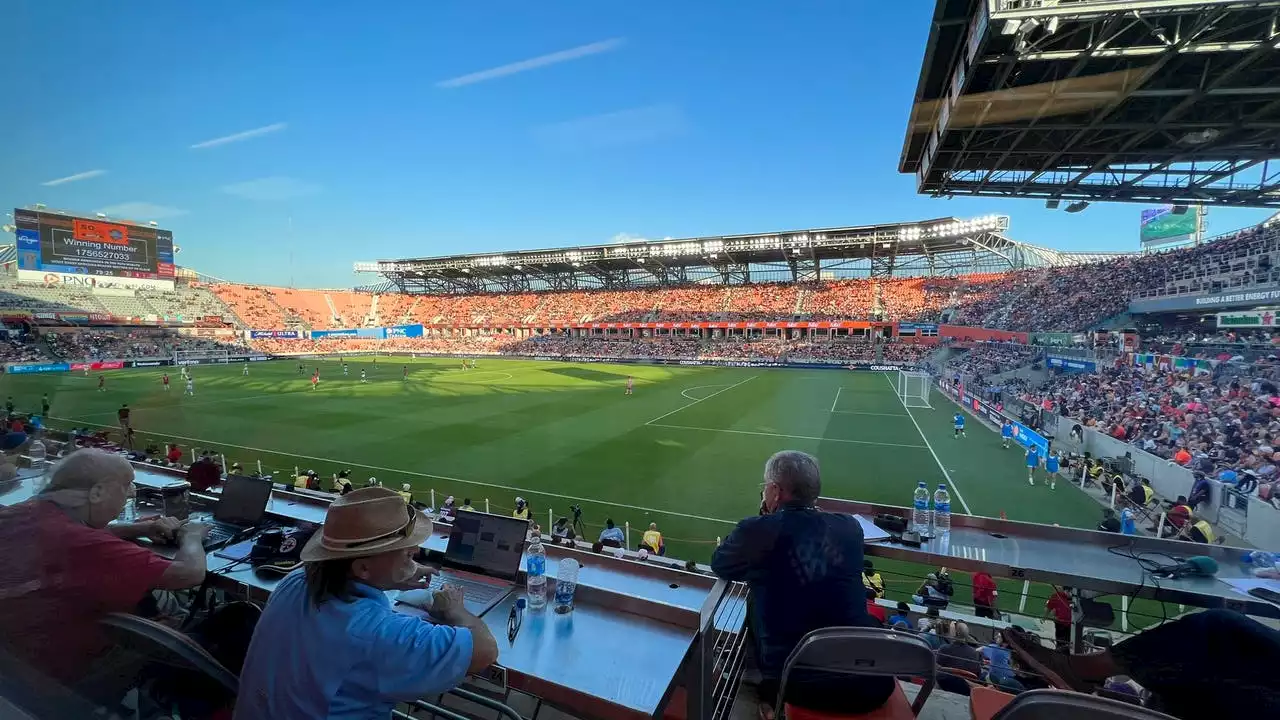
(429, 574, 504, 604)
(204, 523, 239, 549)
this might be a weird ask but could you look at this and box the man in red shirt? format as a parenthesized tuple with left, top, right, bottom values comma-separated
(972, 571, 999, 619)
(1045, 587, 1075, 648)
(0, 449, 210, 695)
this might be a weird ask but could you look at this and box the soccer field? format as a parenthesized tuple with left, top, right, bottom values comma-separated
(6, 356, 1166, 630)
(3, 356, 1105, 554)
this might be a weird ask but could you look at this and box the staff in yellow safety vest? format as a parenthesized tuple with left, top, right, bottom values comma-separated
(294, 469, 320, 491)
(512, 496, 530, 521)
(1185, 519, 1216, 545)
(397, 483, 414, 504)
(641, 523, 664, 555)
(459, 498, 475, 512)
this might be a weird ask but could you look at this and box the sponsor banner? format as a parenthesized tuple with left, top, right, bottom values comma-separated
(250, 330, 301, 339)
(0, 310, 33, 320)
(174, 327, 238, 338)
(1217, 310, 1280, 328)
(1029, 332, 1077, 347)
(385, 324, 424, 338)
(1131, 288, 1280, 314)
(6, 362, 71, 374)
(404, 353, 909, 371)
(309, 328, 385, 339)
(897, 322, 939, 334)
(1130, 352, 1214, 375)
(128, 360, 165, 368)
(177, 354, 273, 366)
(18, 269, 175, 291)
(69, 360, 126, 371)
(1046, 355, 1097, 373)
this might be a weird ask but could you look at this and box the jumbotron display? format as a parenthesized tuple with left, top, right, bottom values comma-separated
(13, 208, 175, 287)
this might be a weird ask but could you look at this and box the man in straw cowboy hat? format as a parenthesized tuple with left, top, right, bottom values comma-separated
(235, 487, 498, 719)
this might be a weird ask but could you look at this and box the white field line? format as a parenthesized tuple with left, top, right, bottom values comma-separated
(882, 372, 972, 515)
(644, 375, 757, 426)
(830, 386, 843, 413)
(44, 416, 739, 526)
(681, 384, 732, 401)
(830, 410, 910, 418)
(647, 422, 928, 449)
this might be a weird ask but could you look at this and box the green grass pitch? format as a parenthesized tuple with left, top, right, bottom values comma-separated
(3, 356, 1162, 629)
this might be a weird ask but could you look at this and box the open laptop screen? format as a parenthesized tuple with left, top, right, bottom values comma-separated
(444, 512, 529, 581)
(213, 475, 273, 526)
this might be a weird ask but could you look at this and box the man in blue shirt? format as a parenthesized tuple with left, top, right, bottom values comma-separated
(712, 451, 893, 720)
(1025, 445, 1040, 486)
(235, 487, 499, 719)
(953, 413, 966, 438)
(598, 518, 625, 547)
(1001, 421, 1014, 449)
(887, 601, 912, 629)
(1045, 452, 1061, 490)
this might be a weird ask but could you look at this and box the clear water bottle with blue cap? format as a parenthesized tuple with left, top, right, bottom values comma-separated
(933, 484, 951, 535)
(912, 482, 931, 534)
(526, 529, 547, 610)
(1244, 551, 1277, 571)
(554, 557, 579, 612)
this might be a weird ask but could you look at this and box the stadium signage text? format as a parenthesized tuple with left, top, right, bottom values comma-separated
(1131, 288, 1280, 314)
(250, 330, 302, 339)
(5, 362, 71, 374)
(1046, 356, 1097, 373)
(1216, 310, 1279, 328)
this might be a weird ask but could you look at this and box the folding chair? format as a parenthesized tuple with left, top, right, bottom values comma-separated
(992, 689, 1178, 719)
(776, 627, 937, 720)
(100, 612, 238, 717)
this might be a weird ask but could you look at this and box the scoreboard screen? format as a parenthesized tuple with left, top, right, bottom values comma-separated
(13, 209, 175, 280)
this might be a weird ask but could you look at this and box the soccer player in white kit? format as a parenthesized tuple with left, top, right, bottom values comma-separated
(625, 376, 634, 395)
(243, 361, 250, 376)
(185, 378, 195, 396)
(360, 369, 368, 383)
(343, 363, 349, 377)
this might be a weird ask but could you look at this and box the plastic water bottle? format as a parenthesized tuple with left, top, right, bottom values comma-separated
(28, 438, 46, 474)
(912, 482, 931, 534)
(1244, 551, 1277, 570)
(526, 531, 547, 610)
(555, 557, 579, 611)
(117, 480, 137, 523)
(934, 484, 951, 535)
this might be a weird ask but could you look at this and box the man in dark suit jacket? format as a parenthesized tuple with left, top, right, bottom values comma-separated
(711, 451, 893, 720)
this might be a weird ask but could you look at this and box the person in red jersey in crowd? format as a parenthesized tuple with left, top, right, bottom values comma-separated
(0, 449, 210, 700)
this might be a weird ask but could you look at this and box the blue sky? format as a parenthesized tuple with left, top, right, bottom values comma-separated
(4, 1, 1273, 288)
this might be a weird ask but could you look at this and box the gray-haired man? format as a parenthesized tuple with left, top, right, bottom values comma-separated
(711, 450, 893, 720)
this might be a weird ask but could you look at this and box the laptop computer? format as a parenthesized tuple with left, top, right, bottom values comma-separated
(203, 475, 273, 550)
(399, 512, 529, 618)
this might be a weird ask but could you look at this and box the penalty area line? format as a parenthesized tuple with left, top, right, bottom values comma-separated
(43, 416, 739, 527)
(647, 423, 927, 449)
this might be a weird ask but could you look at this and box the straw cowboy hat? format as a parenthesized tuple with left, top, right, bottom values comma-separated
(301, 486, 433, 562)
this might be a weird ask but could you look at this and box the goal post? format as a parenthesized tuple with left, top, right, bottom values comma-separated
(896, 369, 932, 409)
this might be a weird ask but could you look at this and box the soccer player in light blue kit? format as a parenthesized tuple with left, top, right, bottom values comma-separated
(953, 412, 966, 438)
(1001, 420, 1014, 449)
(1025, 445, 1040, 485)
(1045, 451, 1061, 490)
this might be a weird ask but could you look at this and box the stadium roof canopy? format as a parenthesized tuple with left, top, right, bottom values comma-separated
(901, 0, 1280, 208)
(354, 215, 1117, 294)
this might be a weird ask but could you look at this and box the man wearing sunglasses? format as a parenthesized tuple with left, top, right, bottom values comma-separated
(235, 486, 498, 719)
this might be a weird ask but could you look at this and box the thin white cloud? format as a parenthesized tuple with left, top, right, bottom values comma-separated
(190, 122, 288, 150)
(96, 202, 188, 220)
(534, 104, 688, 152)
(437, 38, 625, 89)
(221, 176, 321, 201)
(41, 169, 107, 186)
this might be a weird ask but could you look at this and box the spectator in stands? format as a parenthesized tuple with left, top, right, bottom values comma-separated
(598, 518, 624, 547)
(0, 450, 210, 695)
(887, 601, 911, 629)
(711, 450, 893, 719)
(551, 516, 575, 545)
(864, 588, 886, 624)
(913, 572, 950, 608)
(918, 606, 941, 633)
(235, 487, 499, 719)
(165, 443, 183, 467)
(640, 522, 665, 555)
(186, 451, 222, 492)
(980, 632, 1023, 692)
(937, 620, 982, 678)
(861, 559, 884, 599)
(972, 570, 998, 619)
(1007, 609, 1280, 718)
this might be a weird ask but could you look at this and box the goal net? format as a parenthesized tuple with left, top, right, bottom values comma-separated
(896, 369, 932, 409)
